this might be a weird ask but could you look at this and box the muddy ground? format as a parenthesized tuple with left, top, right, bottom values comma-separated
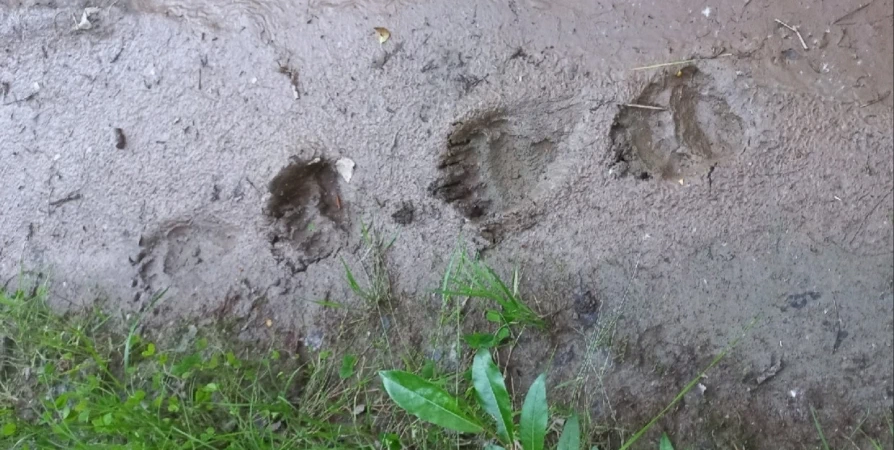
(2, 0, 893, 447)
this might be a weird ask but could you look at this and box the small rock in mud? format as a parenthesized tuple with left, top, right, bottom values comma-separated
(73, 7, 101, 31)
(335, 157, 355, 183)
(743, 356, 784, 387)
(303, 330, 324, 352)
(391, 201, 415, 225)
(608, 161, 628, 179)
(114, 128, 126, 149)
(755, 359, 784, 385)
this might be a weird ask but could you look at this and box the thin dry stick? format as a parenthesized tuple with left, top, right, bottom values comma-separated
(630, 53, 733, 71)
(503, 329, 524, 372)
(631, 58, 697, 71)
(622, 103, 667, 111)
(775, 19, 809, 50)
(833, 1, 874, 24)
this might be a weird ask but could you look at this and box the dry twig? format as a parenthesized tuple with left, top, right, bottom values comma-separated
(775, 19, 809, 50)
(622, 103, 667, 111)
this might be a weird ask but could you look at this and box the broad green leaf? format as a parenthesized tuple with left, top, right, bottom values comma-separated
(379, 370, 482, 433)
(167, 396, 180, 413)
(519, 374, 547, 450)
(659, 433, 674, 450)
(380, 432, 402, 450)
(206, 353, 219, 369)
(1, 422, 16, 436)
(172, 353, 202, 378)
(472, 349, 514, 444)
(225, 351, 241, 368)
(465, 328, 511, 350)
(420, 359, 436, 379)
(495, 326, 510, 342)
(464, 333, 498, 349)
(339, 354, 358, 380)
(141, 343, 156, 357)
(557, 414, 580, 450)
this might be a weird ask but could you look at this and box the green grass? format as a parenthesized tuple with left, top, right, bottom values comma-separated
(0, 285, 380, 449)
(438, 249, 546, 330)
(342, 222, 397, 309)
(812, 406, 893, 450)
(2, 251, 890, 449)
(812, 406, 831, 450)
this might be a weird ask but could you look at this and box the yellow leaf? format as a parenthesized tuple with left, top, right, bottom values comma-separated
(374, 27, 391, 44)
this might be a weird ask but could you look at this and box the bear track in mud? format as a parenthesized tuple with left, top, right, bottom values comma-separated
(265, 158, 348, 273)
(610, 66, 744, 181)
(429, 102, 586, 243)
(132, 219, 237, 304)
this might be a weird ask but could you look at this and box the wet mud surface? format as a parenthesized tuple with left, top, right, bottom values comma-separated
(611, 67, 745, 181)
(2, 0, 893, 447)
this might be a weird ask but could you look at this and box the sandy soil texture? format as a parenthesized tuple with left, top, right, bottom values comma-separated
(2, 0, 892, 447)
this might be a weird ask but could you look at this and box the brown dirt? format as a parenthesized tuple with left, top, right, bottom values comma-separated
(1, 0, 892, 448)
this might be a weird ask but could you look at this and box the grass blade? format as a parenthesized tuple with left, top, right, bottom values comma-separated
(440, 248, 461, 305)
(342, 260, 368, 299)
(472, 349, 515, 444)
(811, 406, 830, 450)
(379, 370, 483, 433)
(519, 374, 547, 450)
(124, 288, 167, 373)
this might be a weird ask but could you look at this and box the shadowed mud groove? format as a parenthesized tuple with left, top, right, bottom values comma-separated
(265, 158, 348, 273)
(610, 67, 744, 182)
